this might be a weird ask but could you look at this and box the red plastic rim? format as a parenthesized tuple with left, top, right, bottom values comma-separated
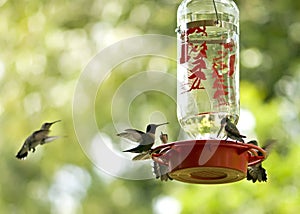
(151, 140, 267, 184)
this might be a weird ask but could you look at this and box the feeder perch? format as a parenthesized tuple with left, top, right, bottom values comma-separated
(151, 140, 267, 184)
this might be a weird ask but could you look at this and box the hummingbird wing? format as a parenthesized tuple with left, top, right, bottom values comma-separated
(27, 129, 51, 149)
(262, 139, 276, 157)
(117, 129, 145, 143)
(32, 130, 50, 141)
(225, 122, 246, 138)
(40, 136, 60, 145)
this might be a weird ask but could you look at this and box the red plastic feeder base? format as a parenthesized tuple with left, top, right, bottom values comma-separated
(151, 140, 266, 184)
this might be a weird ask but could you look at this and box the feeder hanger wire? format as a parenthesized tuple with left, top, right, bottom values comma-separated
(212, 0, 220, 25)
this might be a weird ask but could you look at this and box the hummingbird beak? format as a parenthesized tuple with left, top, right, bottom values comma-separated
(50, 120, 61, 125)
(146, 122, 169, 134)
(217, 125, 224, 137)
(156, 122, 169, 127)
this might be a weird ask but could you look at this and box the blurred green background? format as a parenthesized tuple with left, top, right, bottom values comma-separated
(1, 0, 300, 213)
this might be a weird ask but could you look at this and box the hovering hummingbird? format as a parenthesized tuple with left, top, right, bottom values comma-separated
(217, 117, 246, 143)
(117, 122, 169, 153)
(16, 120, 61, 159)
(247, 140, 276, 183)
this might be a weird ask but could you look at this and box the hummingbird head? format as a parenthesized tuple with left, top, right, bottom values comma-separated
(160, 131, 168, 144)
(41, 120, 61, 130)
(220, 117, 229, 126)
(146, 122, 169, 134)
(247, 140, 258, 146)
(217, 117, 228, 137)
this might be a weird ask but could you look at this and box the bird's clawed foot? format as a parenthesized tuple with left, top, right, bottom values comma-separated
(29, 147, 36, 153)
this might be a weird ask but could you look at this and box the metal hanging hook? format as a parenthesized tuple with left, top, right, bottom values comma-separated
(212, 0, 220, 25)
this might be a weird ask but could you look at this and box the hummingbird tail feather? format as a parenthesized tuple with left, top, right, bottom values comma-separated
(16, 151, 28, 159)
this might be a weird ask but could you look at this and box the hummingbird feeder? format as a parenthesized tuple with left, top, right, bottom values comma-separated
(150, 0, 268, 184)
(151, 140, 267, 184)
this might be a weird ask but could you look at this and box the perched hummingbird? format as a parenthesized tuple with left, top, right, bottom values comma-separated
(132, 131, 169, 161)
(117, 122, 169, 153)
(217, 117, 246, 143)
(16, 120, 61, 159)
(152, 131, 173, 181)
(160, 131, 168, 144)
(152, 161, 173, 182)
(246, 140, 276, 183)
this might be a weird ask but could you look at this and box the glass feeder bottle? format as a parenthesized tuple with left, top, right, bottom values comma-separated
(177, 0, 239, 139)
